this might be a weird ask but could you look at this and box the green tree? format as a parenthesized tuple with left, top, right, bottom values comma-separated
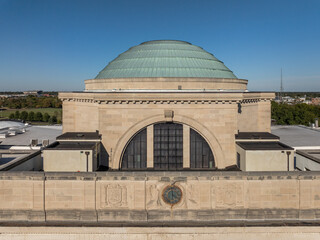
(14, 110, 20, 119)
(28, 111, 35, 121)
(20, 111, 28, 121)
(43, 113, 50, 122)
(48, 116, 54, 124)
(35, 112, 43, 121)
(42, 98, 52, 108)
(9, 113, 15, 119)
(271, 101, 320, 126)
(49, 115, 57, 124)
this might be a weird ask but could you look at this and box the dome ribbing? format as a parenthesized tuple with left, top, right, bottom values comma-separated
(95, 40, 237, 79)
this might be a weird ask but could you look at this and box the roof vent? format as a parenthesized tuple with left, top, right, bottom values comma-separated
(76, 133, 84, 137)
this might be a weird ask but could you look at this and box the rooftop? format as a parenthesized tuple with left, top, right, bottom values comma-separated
(56, 131, 101, 141)
(0, 125, 62, 146)
(45, 141, 97, 150)
(271, 125, 320, 149)
(235, 132, 279, 140)
(237, 141, 293, 150)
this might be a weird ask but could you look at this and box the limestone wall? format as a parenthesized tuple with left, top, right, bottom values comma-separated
(237, 101, 271, 132)
(0, 171, 320, 225)
(1, 226, 320, 239)
(60, 91, 274, 169)
(84, 77, 249, 90)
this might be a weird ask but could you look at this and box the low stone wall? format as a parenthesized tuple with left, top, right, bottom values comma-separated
(0, 171, 320, 225)
(1, 226, 320, 240)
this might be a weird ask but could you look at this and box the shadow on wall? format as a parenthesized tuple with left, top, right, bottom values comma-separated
(98, 144, 109, 170)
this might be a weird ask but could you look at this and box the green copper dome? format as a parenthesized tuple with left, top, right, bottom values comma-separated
(95, 40, 237, 79)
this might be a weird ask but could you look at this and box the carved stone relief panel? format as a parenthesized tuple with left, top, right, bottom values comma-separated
(146, 181, 163, 210)
(212, 181, 244, 209)
(99, 183, 129, 209)
(105, 184, 128, 207)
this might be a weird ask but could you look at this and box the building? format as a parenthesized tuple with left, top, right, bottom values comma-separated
(0, 121, 62, 171)
(3, 40, 320, 239)
(59, 40, 274, 171)
(272, 125, 320, 170)
(311, 97, 320, 105)
(0, 144, 42, 171)
(43, 131, 101, 172)
(296, 149, 320, 171)
(235, 132, 294, 171)
(23, 90, 43, 96)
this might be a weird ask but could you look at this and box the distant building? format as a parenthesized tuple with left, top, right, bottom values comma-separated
(312, 97, 320, 105)
(23, 90, 43, 96)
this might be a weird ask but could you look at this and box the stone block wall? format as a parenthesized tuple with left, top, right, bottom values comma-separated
(60, 92, 274, 169)
(0, 171, 320, 225)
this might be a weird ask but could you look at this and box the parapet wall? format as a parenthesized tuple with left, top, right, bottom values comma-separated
(0, 171, 320, 226)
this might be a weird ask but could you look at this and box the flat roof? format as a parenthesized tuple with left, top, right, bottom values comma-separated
(237, 141, 293, 150)
(296, 150, 320, 164)
(45, 141, 96, 150)
(56, 132, 101, 141)
(271, 125, 320, 148)
(235, 132, 279, 140)
(0, 125, 62, 145)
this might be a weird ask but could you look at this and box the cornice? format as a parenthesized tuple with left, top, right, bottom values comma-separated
(59, 91, 274, 105)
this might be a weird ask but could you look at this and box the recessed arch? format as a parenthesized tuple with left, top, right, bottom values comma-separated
(112, 114, 225, 169)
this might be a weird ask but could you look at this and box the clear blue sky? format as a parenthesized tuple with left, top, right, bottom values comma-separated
(0, 0, 319, 91)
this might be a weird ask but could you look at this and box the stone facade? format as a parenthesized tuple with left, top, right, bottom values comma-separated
(1, 226, 320, 239)
(84, 77, 248, 90)
(1, 171, 320, 225)
(59, 91, 274, 169)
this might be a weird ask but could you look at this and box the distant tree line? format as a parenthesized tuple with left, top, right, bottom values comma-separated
(0, 91, 58, 96)
(0, 95, 61, 109)
(272, 101, 320, 125)
(276, 92, 320, 98)
(9, 110, 60, 124)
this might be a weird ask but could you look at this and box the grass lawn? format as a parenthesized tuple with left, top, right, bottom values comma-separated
(0, 108, 62, 121)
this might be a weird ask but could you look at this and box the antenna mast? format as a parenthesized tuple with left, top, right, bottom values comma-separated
(280, 68, 283, 102)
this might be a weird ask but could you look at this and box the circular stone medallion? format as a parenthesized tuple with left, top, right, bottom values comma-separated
(162, 185, 182, 205)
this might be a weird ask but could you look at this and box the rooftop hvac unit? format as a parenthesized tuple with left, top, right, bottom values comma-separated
(8, 130, 16, 136)
(30, 139, 38, 147)
(42, 139, 49, 147)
